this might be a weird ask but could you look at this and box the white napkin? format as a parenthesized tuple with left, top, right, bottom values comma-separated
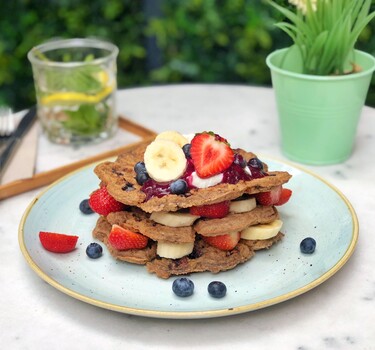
(0, 121, 39, 184)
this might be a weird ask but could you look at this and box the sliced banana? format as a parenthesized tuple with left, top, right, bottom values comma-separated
(155, 131, 189, 148)
(150, 211, 200, 227)
(144, 139, 187, 182)
(240, 219, 283, 240)
(157, 241, 194, 259)
(229, 197, 257, 213)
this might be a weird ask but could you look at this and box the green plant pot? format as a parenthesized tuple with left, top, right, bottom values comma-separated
(266, 47, 375, 165)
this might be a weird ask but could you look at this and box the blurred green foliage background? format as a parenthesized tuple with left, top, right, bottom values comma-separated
(1, 0, 374, 111)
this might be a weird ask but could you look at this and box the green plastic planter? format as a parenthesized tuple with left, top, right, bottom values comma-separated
(266, 47, 375, 165)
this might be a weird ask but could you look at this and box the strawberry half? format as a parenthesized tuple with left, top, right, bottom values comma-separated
(202, 232, 240, 251)
(190, 201, 230, 218)
(275, 188, 292, 206)
(108, 224, 148, 250)
(255, 186, 292, 206)
(39, 231, 78, 253)
(190, 132, 234, 178)
(88, 186, 126, 216)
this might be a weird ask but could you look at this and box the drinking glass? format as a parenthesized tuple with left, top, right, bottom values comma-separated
(28, 38, 119, 145)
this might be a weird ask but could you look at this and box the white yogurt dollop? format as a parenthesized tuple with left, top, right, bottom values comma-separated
(244, 166, 252, 176)
(191, 171, 223, 189)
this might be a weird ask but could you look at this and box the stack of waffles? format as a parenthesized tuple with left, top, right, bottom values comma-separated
(90, 131, 292, 278)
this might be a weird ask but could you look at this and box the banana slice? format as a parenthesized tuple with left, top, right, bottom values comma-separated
(157, 241, 194, 259)
(229, 197, 256, 213)
(155, 131, 189, 148)
(144, 139, 187, 182)
(150, 211, 200, 227)
(241, 219, 283, 240)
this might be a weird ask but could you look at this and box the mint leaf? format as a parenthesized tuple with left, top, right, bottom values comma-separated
(46, 65, 103, 93)
(32, 48, 105, 93)
(63, 104, 107, 135)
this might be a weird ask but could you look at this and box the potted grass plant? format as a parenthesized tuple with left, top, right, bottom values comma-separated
(266, 0, 375, 165)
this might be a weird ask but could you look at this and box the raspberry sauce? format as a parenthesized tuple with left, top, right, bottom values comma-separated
(141, 153, 266, 200)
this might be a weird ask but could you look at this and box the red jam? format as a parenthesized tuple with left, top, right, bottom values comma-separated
(222, 163, 249, 184)
(181, 158, 196, 188)
(141, 153, 267, 200)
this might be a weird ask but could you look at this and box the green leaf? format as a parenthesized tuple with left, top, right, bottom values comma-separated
(32, 48, 104, 93)
(268, 1, 314, 43)
(45, 65, 103, 93)
(63, 104, 106, 135)
(305, 31, 328, 72)
(274, 23, 298, 43)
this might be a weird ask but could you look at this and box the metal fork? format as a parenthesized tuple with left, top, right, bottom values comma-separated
(0, 107, 15, 138)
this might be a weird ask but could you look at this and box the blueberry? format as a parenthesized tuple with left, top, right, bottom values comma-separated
(170, 179, 188, 194)
(172, 277, 194, 297)
(134, 161, 146, 173)
(136, 171, 149, 185)
(134, 161, 150, 185)
(233, 154, 246, 168)
(86, 243, 103, 259)
(207, 281, 227, 298)
(182, 144, 191, 158)
(79, 199, 94, 214)
(300, 237, 316, 254)
(248, 157, 264, 170)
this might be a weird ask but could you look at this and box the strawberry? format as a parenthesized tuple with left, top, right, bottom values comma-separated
(108, 224, 148, 250)
(275, 188, 292, 206)
(202, 232, 240, 251)
(190, 132, 234, 178)
(255, 186, 292, 206)
(190, 201, 230, 218)
(255, 186, 282, 206)
(88, 186, 126, 216)
(39, 231, 78, 253)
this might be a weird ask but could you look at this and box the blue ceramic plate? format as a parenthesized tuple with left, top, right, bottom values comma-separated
(19, 158, 358, 319)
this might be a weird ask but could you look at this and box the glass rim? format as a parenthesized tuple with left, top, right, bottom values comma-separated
(27, 38, 119, 67)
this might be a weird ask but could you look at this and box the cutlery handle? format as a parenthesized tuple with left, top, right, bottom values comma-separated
(0, 137, 20, 178)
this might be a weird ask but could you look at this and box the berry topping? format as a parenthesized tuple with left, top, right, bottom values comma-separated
(182, 143, 191, 158)
(247, 157, 266, 178)
(222, 163, 249, 184)
(233, 153, 246, 168)
(248, 157, 264, 170)
(134, 161, 150, 185)
(255, 186, 292, 206)
(136, 171, 150, 186)
(208, 281, 227, 298)
(79, 199, 94, 214)
(39, 231, 78, 253)
(141, 179, 172, 200)
(190, 201, 230, 218)
(88, 186, 126, 216)
(144, 139, 187, 182)
(108, 224, 148, 250)
(172, 277, 194, 297)
(190, 132, 234, 178)
(134, 161, 146, 174)
(170, 179, 188, 195)
(86, 242, 103, 259)
(202, 232, 240, 251)
(300, 237, 316, 254)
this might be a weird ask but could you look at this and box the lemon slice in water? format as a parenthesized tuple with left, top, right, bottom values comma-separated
(40, 70, 114, 106)
(40, 85, 114, 105)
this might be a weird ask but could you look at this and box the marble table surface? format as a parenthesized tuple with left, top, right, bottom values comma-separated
(1, 84, 374, 350)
